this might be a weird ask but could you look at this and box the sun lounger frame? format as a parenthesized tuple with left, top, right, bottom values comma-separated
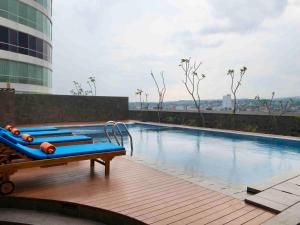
(0, 142, 126, 194)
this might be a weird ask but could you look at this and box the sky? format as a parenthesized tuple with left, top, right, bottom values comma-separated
(52, 0, 300, 101)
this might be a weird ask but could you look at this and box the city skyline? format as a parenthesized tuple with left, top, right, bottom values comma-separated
(53, 0, 300, 101)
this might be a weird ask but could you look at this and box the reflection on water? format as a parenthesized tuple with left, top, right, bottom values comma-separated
(66, 124, 300, 186)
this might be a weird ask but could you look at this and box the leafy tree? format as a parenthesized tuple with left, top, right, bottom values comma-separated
(179, 57, 206, 126)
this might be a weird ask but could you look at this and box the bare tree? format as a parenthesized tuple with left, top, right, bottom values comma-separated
(144, 93, 149, 109)
(255, 92, 294, 116)
(255, 92, 275, 115)
(255, 92, 294, 132)
(227, 67, 247, 114)
(87, 76, 96, 96)
(279, 99, 294, 116)
(135, 89, 143, 109)
(71, 81, 85, 96)
(71, 77, 96, 96)
(179, 58, 206, 126)
(150, 71, 166, 122)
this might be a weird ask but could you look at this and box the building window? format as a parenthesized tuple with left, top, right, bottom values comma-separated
(0, 0, 52, 38)
(18, 32, 28, 55)
(0, 25, 52, 63)
(0, 59, 52, 87)
(8, 29, 18, 53)
(34, 0, 52, 15)
(0, 26, 9, 50)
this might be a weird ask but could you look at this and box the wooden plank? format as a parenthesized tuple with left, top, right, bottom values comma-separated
(274, 182, 300, 196)
(168, 200, 244, 225)
(245, 195, 288, 213)
(137, 192, 226, 222)
(205, 206, 255, 225)
(108, 184, 207, 212)
(103, 181, 202, 210)
(121, 189, 213, 216)
(189, 205, 253, 225)
(85, 177, 190, 207)
(262, 202, 300, 225)
(225, 209, 266, 225)
(243, 212, 275, 225)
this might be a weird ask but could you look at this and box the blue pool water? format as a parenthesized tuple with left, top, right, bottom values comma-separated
(64, 123, 300, 186)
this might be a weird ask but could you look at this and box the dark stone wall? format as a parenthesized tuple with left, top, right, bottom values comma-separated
(0, 93, 16, 126)
(129, 110, 300, 136)
(0, 93, 128, 126)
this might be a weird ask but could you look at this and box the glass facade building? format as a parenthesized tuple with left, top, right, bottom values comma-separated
(0, 0, 52, 93)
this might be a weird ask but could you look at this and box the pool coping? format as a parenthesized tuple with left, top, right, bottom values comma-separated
(133, 121, 300, 142)
(20, 120, 300, 142)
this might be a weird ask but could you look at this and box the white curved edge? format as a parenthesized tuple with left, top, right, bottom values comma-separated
(0, 50, 52, 70)
(0, 82, 52, 94)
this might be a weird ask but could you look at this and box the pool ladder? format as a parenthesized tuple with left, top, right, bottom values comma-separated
(104, 121, 133, 156)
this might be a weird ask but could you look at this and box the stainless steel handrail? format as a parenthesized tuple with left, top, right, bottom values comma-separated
(104, 121, 120, 145)
(114, 122, 134, 156)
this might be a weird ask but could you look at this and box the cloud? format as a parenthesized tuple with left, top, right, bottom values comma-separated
(201, 0, 288, 34)
(52, 0, 300, 101)
(171, 30, 223, 50)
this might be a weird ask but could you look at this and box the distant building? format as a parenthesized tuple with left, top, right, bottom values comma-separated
(222, 94, 232, 109)
(175, 105, 185, 111)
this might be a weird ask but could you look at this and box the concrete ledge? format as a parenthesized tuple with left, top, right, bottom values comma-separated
(262, 202, 300, 225)
(247, 171, 300, 194)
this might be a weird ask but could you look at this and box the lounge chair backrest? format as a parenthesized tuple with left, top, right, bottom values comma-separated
(0, 135, 47, 159)
(0, 127, 72, 137)
(0, 131, 27, 145)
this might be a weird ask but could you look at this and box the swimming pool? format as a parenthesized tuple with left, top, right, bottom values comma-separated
(64, 123, 300, 186)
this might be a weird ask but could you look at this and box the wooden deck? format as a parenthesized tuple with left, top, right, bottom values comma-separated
(8, 157, 275, 225)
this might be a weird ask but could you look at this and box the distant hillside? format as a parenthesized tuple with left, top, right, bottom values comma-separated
(130, 96, 299, 104)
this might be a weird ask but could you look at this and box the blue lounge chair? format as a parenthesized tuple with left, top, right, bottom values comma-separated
(25, 130, 73, 137)
(0, 128, 73, 137)
(0, 130, 93, 148)
(0, 134, 126, 195)
(18, 127, 58, 132)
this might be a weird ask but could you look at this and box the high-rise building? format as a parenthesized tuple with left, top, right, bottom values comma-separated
(0, 0, 52, 93)
(222, 94, 232, 109)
